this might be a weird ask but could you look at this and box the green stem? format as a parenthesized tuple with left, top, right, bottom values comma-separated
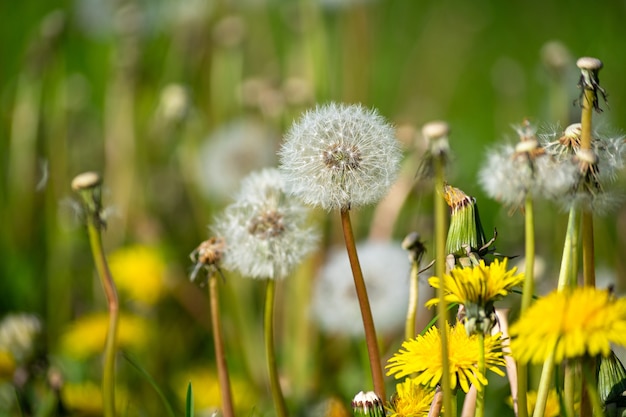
(209, 273, 235, 417)
(340, 209, 386, 401)
(518, 195, 536, 417)
(532, 351, 555, 417)
(557, 207, 581, 291)
(86, 216, 119, 417)
(405, 261, 419, 340)
(264, 279, 288, 417)
(563, 362, 576, 417)
(580, 87, 596, 290)
(581, 357, 604, 417)
(476, 333, 485, 417)
(434, 155, 452, 415)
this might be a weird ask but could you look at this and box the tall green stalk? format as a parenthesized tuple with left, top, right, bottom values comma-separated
(405, 260, 419, 341)
(264, 279, 288, 417)
(532, 351, 555, 417)
(209, 273, 235, 417)
(73, 173, 119, 417)
(580, 86, 597, 290)
(340, 209, 386, 401)
(434, 156, 453, 416)
(476, 333, 486, 417)
(517, 195, 536, 417)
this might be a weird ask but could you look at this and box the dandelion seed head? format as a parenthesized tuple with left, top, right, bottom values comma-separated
(279, 102, 401, 211)
(213, 168, 318, 280)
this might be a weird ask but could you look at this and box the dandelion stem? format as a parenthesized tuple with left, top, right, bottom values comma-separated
(264, 278, 288, 417)
(532, 351, 555, 417)
(581, 357, 604, 417)
(580, 87, 596, 289)
(85, 213, 119, 417)
(340, 208, 386, 401)
(434, 154, 452, 415)
(563, 362, 576, 417)
(405, 260, 419, 340)
(517, 195, 535, 417)
(476, 333, 486, 417)
(209, 273, 235, 417)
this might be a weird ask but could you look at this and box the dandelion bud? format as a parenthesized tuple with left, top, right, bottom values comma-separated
(443, 184, 487, 256)
(351, 391, 385, 417)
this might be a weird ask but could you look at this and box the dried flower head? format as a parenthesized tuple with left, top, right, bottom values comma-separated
(214, 168, 318, 279)
(479, 121, 579, 210)
(576, 56, 607, 112)
(416, 120, 451, 180)
(311, 241, 410, 337)
(279, 102, 402, 211)
(189, 237, 226, 283)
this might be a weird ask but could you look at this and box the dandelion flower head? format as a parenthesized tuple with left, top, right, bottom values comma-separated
(214, 168, 318, 280)
(279, 102, 402, 210)
(386, 322, 506, 393)
(510, 286, 626, 364)
(387, 377, 435, 417)
(426, 258, 524, 308)
(508, 390, 561, 417)
(0, 313, 41, 363)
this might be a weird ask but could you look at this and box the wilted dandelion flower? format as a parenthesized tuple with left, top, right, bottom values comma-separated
(214, 168, 318, 279)
(510, 286, 626, 364)
(311, 241, 410, 337)
(387, 377, 435, 417)
(479, 121, 578, 209)
(279, 103, 402, 211)
(539, 123, 626, 213)
(386, 322, 506, 393)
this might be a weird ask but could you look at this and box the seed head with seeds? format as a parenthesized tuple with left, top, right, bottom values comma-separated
(278, 102, 402, 211)
(213, 168, 318, 280)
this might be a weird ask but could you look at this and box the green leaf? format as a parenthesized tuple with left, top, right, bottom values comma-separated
(122, 351, 176, 417)
(186, 382, 194, 417)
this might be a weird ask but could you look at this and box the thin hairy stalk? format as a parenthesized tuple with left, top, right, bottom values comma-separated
(580, 87, 596, 290)
(532, 351, 556, 417)
(461, 385, 477, 417)
(428, 387, 443, 417)
(209, 273, 235, 417)
(517, 195, 536, 417)
(340, 208, 386, 400)
(405, 261, 420, 340)
(476, 333, 486, 417)
(264, 279, 288, 417)
(86, 218, 119, 417)
(434, 156, 453, 415)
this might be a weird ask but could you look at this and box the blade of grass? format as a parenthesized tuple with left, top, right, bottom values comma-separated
(122, 351, 176, 417)
(186, 382, 194, 417)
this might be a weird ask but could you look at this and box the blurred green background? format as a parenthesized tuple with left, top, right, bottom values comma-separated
(1, 0, 626, 415)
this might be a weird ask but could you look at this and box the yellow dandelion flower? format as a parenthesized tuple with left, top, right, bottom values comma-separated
(60, 313, 150, 359)
(510, 286, 626, 364)
(387, 377, 435, 417)
(61, 381, 129, 415)
(386, 322, 506, 393)
(173, 367, 258, 413)
(426, 258, 524, 308)
(108, 245, 167, 305)
(0, 350, 16, 380)
(508, 390, 561, 417)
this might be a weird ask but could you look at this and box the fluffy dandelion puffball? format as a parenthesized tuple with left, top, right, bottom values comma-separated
(214, 168, 318, 280)
(510, 286, 626, 364)
(311, 240, 410, 337)
(279, 102, 402, 211)
(387, 377, 435, 417)
(426, 258, 524, 308)
(386, 322, 506, 393)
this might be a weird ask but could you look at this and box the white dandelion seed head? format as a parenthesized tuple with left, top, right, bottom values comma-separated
(196, 118, 278, 202)
(311, 241, 410, 337)
(279, 102, 402, 211)
(0, 313, 42, 363)
(213, 168, 318, 280)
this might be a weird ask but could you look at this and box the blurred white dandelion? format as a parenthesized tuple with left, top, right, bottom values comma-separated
(0, 313, 41, 363)
(213, 168, 318, 280)
(311, 241, 411, 337)
(279, 102, 402, 211)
